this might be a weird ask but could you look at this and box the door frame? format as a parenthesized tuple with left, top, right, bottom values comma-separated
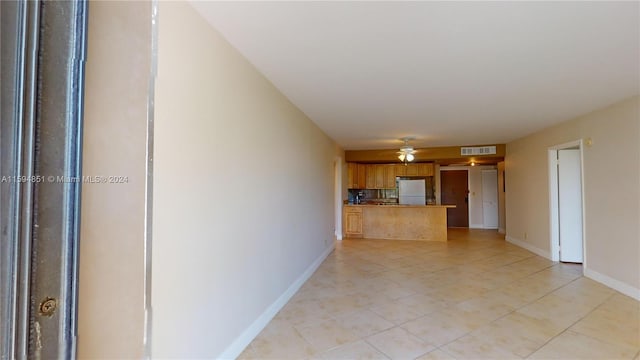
(334, 156, 343, 240)
(1, 1, 88, 358)
(548, 140, 586, 264)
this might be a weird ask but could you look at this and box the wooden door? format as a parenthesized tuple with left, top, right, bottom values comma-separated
(441, 170, 469, 227)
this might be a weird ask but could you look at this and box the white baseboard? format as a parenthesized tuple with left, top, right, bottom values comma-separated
(506, 237, 640, 301)
(217, 243, 335, 359)
(505, 236, 550, 259)
(584, 267, 640, 301)
(498, 227, 506, 234)
(470, 224, 499, 230)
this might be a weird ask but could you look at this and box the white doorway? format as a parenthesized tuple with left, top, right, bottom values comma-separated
(481, 169, 499, 229)
(548, 141, 585, 263)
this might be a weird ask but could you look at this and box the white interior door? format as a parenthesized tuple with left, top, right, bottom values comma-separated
(482, 170, 499, 229)
(558, 149, 583, 263)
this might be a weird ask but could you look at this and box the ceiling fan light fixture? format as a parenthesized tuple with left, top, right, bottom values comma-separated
(398, 137, 417, 164)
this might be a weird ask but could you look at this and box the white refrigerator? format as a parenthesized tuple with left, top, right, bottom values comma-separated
(398, 179, 426, 205)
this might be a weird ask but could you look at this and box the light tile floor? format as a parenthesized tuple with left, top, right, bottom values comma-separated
(239, 229, 640, 359)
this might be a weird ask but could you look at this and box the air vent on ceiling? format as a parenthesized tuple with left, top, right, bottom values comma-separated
(461, 146, 497, 156)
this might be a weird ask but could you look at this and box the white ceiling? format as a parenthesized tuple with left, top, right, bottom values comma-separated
(191, 1, 640, 150)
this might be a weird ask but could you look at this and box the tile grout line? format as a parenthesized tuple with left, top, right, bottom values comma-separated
(245, 232, 636, 359)
(521, 291, 617, 358)
(412, 272, 588, 357)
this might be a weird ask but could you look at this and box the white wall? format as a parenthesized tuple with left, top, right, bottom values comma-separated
(78, 1, 151, 358)
(153, 2, 343, 358)
(506, 96, 640, 299)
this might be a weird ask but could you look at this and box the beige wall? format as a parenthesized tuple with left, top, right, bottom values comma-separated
(153, 2, 343, 358)
(79, 1, 151, 358)
(506, 96, 639, 295)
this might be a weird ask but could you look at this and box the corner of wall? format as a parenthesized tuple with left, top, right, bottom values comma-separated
(505, 236, 551, 259)
(217, 243, 335, 359)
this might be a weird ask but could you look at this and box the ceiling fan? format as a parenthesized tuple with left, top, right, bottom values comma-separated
(397, 137, 417, 163)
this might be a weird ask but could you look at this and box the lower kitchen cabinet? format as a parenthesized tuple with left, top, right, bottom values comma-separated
(344, 206, 363, 238)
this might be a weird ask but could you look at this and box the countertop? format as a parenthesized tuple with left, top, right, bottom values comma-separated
(345, 204, 456, 208)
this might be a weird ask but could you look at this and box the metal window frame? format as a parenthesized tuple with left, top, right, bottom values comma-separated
(1, 1, 87, 359)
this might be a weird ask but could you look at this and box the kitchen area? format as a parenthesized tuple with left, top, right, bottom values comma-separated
(342, 144, 506, 242)
(344, 162, 455, 242)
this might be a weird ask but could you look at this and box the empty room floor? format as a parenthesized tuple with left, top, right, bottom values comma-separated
(239, 229, 640, 359)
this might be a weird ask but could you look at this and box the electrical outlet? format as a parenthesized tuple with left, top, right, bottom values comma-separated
(524, 232, 528, 240)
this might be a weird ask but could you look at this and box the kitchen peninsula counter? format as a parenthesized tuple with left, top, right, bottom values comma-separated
(344, 204, 455, 241)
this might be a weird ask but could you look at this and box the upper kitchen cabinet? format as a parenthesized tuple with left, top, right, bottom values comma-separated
(347, 162, 367, 189)
(356, 164, 366, 189)
(368, 164, 396, 189)
(398, 163, 433, 177)
(405, 163, 419, 176)
(365, 164, 376, 189)
(374, 165, 386, 189)
(384, 165, 397, 189)
(349, 162, 433, 189)
(347, 163, 356, 188)
(418, 163, 434, 176)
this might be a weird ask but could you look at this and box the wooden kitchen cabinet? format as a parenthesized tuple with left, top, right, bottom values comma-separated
(395, 163, 434, 177)
(375, 165, 385, 189)
(347, 162, 367, 189)
(365, 164, 376, 189)
(384, 165, 397, 189)
(347, 163, 356, 188)
(352, 162, 433, 189)
(344, 206, 363, 238)
(417, 163, 434, 176)
(356, 164, 367, 189)
(395, 164, 407, 176)
(405, 163, 419, 176)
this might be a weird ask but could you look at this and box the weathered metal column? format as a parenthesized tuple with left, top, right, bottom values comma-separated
(1, 1, 87, 358)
